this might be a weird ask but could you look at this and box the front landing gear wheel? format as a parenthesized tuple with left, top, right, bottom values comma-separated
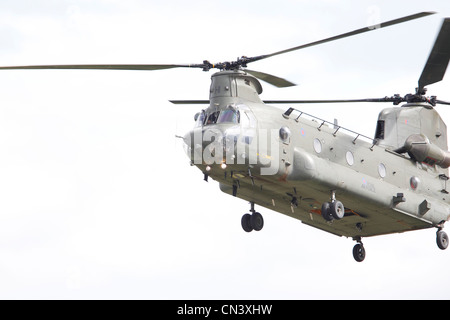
(241, 214, 253, 233)
(250, 212, 264, 231)
(331, 200, 345, 220)
(437, 230, 449, 250)
(241, 211, 264, 233)
(321, 202, 333, 221)
(321, 198, 345, 222)
(353, 243, 366, 262)
(241, 202, 264, 233)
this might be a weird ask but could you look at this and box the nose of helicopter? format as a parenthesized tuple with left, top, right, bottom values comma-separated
(182, 129, 202, 164)
(182, 124, 241, 166)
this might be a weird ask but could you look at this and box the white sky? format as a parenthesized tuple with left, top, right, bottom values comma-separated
(1, 0, 450, 299)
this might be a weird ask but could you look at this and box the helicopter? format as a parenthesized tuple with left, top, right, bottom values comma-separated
(1, 12, 450, 262)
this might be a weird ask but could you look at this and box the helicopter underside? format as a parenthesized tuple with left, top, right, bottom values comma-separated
(216, 169, 433, 239)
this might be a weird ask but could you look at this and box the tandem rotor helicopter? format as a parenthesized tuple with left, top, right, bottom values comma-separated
(2, 12, 450, 262)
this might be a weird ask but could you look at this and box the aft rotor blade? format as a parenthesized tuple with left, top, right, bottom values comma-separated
(418, 18, 450, 91)
(0, 63, 205, 71)
(245, 69, 296, 87)
(170, 98, 395, 104)
(253, 12, 435, 63)
(170, 97, 450, 106)
(263, 98, 398, 104)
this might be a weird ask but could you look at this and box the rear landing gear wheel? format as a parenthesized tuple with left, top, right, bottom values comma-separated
(437, 230, 449, 250)
(353, 243, 366, 262)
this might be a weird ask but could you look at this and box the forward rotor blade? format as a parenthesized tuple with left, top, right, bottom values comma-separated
(0, 12, 435, 76)
(418, 18, 450, 91)
(436, 99, 450, 105)
(245, 69, 296, 87)
(169, 100, 209, 104)
(0, 63, 202, 71)
(252, 12, 435, 63)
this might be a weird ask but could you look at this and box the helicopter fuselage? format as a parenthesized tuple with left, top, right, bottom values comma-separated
(183, 70, 450, 239)
(0, 12, 447, 261)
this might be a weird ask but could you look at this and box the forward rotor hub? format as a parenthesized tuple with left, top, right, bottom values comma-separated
(201, 56, 265, 72)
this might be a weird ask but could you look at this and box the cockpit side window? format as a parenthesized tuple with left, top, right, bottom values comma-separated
(195, 111, 205, 127)
(204, 111, 220, 125)
(240, 111, 256, 128)
(202, 106, 250, 126)
(217, 109, 240, 124)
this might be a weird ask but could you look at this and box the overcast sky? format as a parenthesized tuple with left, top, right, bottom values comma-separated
(1, 0, 450, 299)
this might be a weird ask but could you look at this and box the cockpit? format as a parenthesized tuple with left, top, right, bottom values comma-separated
(184, 104, 258, 168)
(195, 106, 241, 127)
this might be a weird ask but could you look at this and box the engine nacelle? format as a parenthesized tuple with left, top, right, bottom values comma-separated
(402, 134, 450, 168)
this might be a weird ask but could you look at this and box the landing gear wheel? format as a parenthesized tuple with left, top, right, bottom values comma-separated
(437, 230, 449, 250)
(331, 200, 345, 220)
(241, 214, 253, 232)
(353, 243, 366, 262)
(321, 202, 333, 221)
(242, 203, 264, 233)
(250, 212, 264, 231)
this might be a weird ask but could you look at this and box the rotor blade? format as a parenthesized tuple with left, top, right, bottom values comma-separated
(245, 69, 296, 87)
(169, 99, 369, 105)
(169, 97, 450, 106)
(252, 12, 435, 63)
(418, 18, 450, 91)
(0, 63, 203, 71)
(171, 98, 395, 104)
(169, 100, 210, 104)
(436, 99, 450, 105)
(263, 98, 397, 104)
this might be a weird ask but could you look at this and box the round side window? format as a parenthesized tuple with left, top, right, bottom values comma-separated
(378, 163, 386, 178)
(346, 151, 354, 166)
(410, 176, 420, 190)
(279, 127, 291, 142)
(313, 138, 322, 153)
